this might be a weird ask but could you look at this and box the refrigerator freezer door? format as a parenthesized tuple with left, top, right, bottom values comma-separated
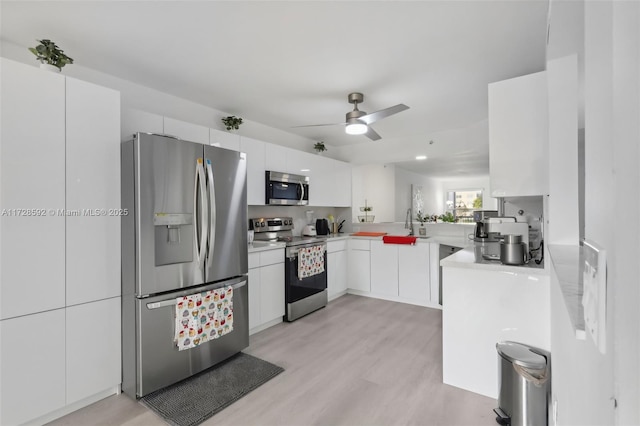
(134, 134, 205, 296)
(128, 276, 249, 397)
(203, 145, 248, 282)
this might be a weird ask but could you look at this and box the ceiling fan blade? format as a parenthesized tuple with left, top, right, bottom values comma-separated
(359, 104, 409, 125)
(291, 122, 346, 129)
(364, 126, 382, 141)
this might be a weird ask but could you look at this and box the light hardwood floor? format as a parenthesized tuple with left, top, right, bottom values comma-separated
(48, 295, 497, 426)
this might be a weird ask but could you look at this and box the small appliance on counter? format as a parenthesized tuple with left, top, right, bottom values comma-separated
(473, 210, 499, 241)
(499, 234, 529, 265)
(302, 224, 317, 236)
(315, 218, 329, 235)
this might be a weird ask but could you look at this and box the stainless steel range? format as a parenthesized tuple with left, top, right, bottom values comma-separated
(249, 217, 327, 321)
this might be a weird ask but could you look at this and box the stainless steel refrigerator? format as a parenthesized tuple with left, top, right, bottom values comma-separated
(121, 133, 248, 398)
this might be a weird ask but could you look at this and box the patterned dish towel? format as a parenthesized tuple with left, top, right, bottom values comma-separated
(174, 286, 234, 351)
(298, 245, 325, 279)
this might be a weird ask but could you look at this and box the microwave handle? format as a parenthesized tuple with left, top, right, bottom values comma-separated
(299, 182, 305, 203)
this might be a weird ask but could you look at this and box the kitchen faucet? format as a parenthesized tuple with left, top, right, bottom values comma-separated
(405, 208, 414, 236)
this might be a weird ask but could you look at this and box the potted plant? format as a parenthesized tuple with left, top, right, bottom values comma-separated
(439, 212, 457, 223)
(415, 211, 428, 236)
(221, 116, 243, 131)
(314, 141, 327, 154)
(28, 39, 74, 72)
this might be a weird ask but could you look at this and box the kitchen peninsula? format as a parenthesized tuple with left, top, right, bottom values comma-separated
(441, 248, 550, 398)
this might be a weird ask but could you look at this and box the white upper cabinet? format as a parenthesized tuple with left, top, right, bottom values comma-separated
(333, 161, 352, 207)
(265, 143, 289, 173)
(121, 108, 163, 141)
(0, 58, 66, 319)
(163, 117, 209, 144)
(65, 77, 121, 306)
(489, 71, 549, 197)
(240, 136, 266, 205)
(210, 128, 240, 151)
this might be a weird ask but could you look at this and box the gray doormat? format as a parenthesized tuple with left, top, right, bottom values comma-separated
(140, 352, 284, 426)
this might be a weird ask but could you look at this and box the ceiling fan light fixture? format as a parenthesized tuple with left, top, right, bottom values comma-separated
(345, 117, 367, 135)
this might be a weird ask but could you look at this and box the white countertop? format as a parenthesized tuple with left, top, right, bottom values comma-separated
(348, 234, 471, 248)
(440, 245, 548, 275)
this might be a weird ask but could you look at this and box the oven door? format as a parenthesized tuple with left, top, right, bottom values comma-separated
(285, 242, 327, 304)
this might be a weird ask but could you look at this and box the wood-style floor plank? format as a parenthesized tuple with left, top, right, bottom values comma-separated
(48, 295, 496, 426)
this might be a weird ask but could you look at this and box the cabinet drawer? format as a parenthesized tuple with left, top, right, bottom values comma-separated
(327, 239, 347, 253)
(260, 248, 284, 266)
(349, 239, 370, 251)
(248, 252, 260, 269)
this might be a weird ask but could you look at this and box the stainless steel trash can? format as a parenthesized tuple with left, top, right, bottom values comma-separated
(494, 341, 551, 426)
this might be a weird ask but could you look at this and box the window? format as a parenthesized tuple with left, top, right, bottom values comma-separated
(445, 189, 483, 223)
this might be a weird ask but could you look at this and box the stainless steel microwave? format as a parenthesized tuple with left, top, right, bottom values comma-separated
(265, 171, 309, 205)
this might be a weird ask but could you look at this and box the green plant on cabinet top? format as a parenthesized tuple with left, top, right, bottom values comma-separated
(28, 39, 74, 70)
(222, 116, 243, 131)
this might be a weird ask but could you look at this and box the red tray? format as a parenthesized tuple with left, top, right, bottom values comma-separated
(382, 235, 417, 245)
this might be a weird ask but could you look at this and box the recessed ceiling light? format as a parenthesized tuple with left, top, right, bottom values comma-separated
(415, 155, 427, 160)
(300, 168, 310, 172)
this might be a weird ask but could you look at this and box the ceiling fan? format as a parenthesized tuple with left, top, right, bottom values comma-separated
(293, 93, 409, 141)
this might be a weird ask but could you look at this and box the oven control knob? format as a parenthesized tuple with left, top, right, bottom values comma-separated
(260, 222, 266, 227)
(285, 219, 291, 225)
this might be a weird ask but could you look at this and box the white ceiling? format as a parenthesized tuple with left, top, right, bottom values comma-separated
(0, 0, 549, 178)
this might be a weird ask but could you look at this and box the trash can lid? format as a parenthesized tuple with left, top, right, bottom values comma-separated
(496, 341, 547, 369)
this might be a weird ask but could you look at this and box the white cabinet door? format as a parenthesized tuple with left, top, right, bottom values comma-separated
(260, 263, 285, 323)
(210, 128, 240, 151)
(248, 268, 261, 331)
(328, 250, 348, 300)
(489, 71, 548, 197)
(370, 241, 399, 297)
(66, 77, 121, 305)
(398, 243, 430, 303)
(333, 161, 352, 207)
(307, 155, 334, 206)
(121, 108, 163, 141)
(0, 58, 66, 319)
(286, 149, 314, 177)
(163, 117, 209, 144)
(348, 240, 371, 292)
(264, 142, 289, 173)
(0, 309, 66, 425)
(240, 136, 266, 205)
(66, 297, 121, 404)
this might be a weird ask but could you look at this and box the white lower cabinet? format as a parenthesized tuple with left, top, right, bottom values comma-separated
(248, 249, 285, 334)
(327, 240, 348, 300)
(0, 309, 66, 425)
(66, 297, 121, 404)
(370, 241, 431, 302)
(347, 239, 371, 292)
(370, 241, 399, 297)
(398, 243, 430, 303)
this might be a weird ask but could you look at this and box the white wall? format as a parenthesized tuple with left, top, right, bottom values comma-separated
(394, 168, 442, 221)
(548, 0, 640, 425)
(351, 164, 396, 223)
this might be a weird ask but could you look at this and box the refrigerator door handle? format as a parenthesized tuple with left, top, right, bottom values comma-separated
(145, 279, 248, 310)
(194, 158, 209, 270)
(205, 158, 216, 268)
